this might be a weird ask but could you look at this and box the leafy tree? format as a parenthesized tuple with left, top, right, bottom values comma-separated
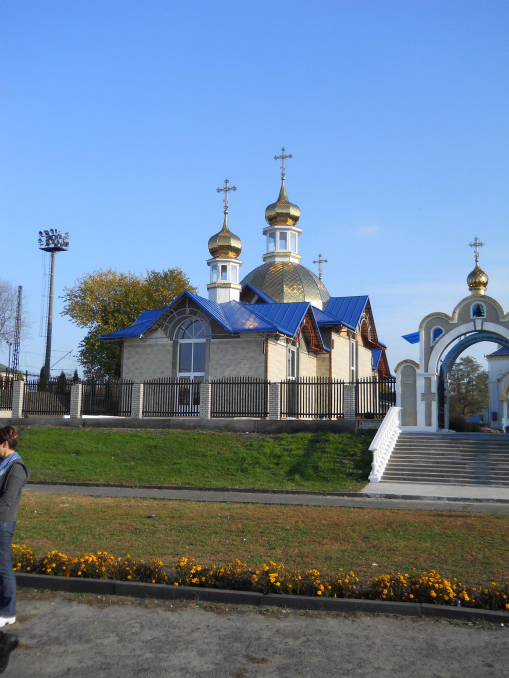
(73, 369, 79, 384)
(448, 356, 488, 418)
(62, 268, 197, 378)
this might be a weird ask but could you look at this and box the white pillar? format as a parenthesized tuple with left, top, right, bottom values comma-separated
(199, 382, 211, 419)
(130, 383, 144, 418)
(70, 384, 82, 419)
(343, 384, 356, 420)
(11, 381, 24, 419)
(268, 382, 281, 420)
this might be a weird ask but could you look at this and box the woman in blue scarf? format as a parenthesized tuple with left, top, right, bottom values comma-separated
(0, 426, 30, 627)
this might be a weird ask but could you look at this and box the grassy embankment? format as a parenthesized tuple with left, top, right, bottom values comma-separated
(18, 427, 374, 492)
(17, 493, 509, 586)
(16, 427, 509, 586)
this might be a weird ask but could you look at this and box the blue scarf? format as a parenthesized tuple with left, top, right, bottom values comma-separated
(0, 452, 21, 479)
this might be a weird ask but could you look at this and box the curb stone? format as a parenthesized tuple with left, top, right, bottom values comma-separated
(15, 573, 509, 623)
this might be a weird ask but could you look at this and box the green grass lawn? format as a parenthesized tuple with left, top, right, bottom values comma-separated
(16, 493, 509, 586)
(17, 427, 374, 492)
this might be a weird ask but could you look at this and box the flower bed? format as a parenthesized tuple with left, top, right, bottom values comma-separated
(12, 545, 509, 611)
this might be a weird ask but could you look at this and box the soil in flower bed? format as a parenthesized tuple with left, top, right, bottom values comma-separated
(17, 427, 373, 492)
(17, 493, 509, 586)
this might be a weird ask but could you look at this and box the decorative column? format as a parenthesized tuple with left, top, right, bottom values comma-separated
(11, 380, 24, 419)
(268, 382, 281, 420)
(70, 384, 82, 419)
(199, 382, 211, 419)
(343, 383, 356, 420)
(130, 383, 144, 419)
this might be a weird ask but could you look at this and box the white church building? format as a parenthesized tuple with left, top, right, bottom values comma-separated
(100, 151, 391, 390)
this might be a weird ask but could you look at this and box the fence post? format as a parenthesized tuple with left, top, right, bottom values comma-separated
(344, 383, 356, 420)
(268, 382, 281, 420)
(70, 384, 82, 419)
(130, 383, 144, 418)
(199, 382, 211, 419)
(11, 381, 24, 419)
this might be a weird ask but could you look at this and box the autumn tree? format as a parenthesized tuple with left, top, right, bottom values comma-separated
(62, 268, 197, 378)
(448, 356, 488, 417)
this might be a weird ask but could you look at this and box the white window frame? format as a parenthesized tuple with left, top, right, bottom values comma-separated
(471, 302, 486, 319)
(431, 326, 444, 345)
(350, 339, 358, 382)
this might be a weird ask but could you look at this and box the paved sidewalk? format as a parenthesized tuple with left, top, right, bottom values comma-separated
(362, 481, 509, 501)
(24, 483, 509, 514)
(8, 591, 509, 678)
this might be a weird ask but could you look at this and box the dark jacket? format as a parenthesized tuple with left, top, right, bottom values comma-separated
(0, 460, 30, 522)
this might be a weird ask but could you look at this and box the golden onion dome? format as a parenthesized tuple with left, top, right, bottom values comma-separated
(208, 214, 242, 259)
(467, 263, 489, 295)
(265, 180, 301, 227)
(240, 262, 330, 309)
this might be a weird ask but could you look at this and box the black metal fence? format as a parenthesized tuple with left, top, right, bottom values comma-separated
(355, 376, 396, 418)
(23, 378, 73, 416)
(0, 379, 13, 410)
(280, 378, 345, 419)
(143, 378, 201, 417)
(211, 377, 269, 418)
(81, 380, 133, 417)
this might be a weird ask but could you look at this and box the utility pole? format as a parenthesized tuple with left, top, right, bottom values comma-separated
(38, 230, 70, 380)
(11, 287, 22, 375)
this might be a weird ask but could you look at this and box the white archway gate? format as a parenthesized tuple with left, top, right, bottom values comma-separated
(396, 292, 509, 432)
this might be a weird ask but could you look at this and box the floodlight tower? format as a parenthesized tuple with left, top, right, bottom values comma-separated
(38, 229, 70, 379)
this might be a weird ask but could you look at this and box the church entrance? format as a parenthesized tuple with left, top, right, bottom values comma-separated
(176, 318, 207, 414)
(396, 241, 509, 432)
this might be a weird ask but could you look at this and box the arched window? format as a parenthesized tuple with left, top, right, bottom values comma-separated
(472, 303, 486, 318)
(431, 327, 444, 344)
(175, 319, 208, 377)
(176, 318, 207, 340)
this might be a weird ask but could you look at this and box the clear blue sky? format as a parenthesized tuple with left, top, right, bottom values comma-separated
(1, 0, 508, 375)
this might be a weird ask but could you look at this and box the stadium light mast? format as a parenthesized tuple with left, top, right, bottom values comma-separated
(38, 229, 70, 380)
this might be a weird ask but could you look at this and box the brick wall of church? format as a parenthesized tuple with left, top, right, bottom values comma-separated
(330, 334, 350, 381)
(358, 344, 373, 379)
(122, 340, 173, 381)
(299, 344, 317, 378)
(267, 340, 287, 381)
(208, 337, 265, 380)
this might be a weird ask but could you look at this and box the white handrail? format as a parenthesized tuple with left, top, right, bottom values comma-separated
(368, 406, 402, 482)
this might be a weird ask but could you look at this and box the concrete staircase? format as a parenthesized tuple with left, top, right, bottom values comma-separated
(382, 433, 509, 486)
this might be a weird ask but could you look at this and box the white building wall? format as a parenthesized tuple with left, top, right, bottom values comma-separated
(208, 337, 265, 380)
(122, 339, 173, 381)
(358, 345, 373, 379)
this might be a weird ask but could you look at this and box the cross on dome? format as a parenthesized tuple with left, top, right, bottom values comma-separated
(313, 254, 328, 281)
(274, 147, 293, 180)
(216, 179, 237, 215)
(469, 236, 484, 265)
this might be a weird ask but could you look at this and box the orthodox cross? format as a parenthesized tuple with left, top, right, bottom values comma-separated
(313, 253, 328, 281)
(469, 236, 484, 265)
(216, 179, 237, 215)
(274, 147, 293, 180)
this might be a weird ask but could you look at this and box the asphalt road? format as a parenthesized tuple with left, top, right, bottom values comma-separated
(7, 590, 509, 678)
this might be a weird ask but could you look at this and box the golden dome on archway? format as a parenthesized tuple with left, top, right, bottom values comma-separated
(208, 214, 242, 259)
(467, 264, 489, 295)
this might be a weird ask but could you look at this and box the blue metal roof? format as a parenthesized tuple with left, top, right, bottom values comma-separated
(243, 301, 310, 336)
(241, 284, 275, 304)
(222, 301, 277, 332)
(313, 307, 342, 325)
(99, 309, 167, 340)
(402, 332, 420, 344)
(487, 346, 509, 357)
(371, 348, 382, 370)
(324, 296, 369, 330)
